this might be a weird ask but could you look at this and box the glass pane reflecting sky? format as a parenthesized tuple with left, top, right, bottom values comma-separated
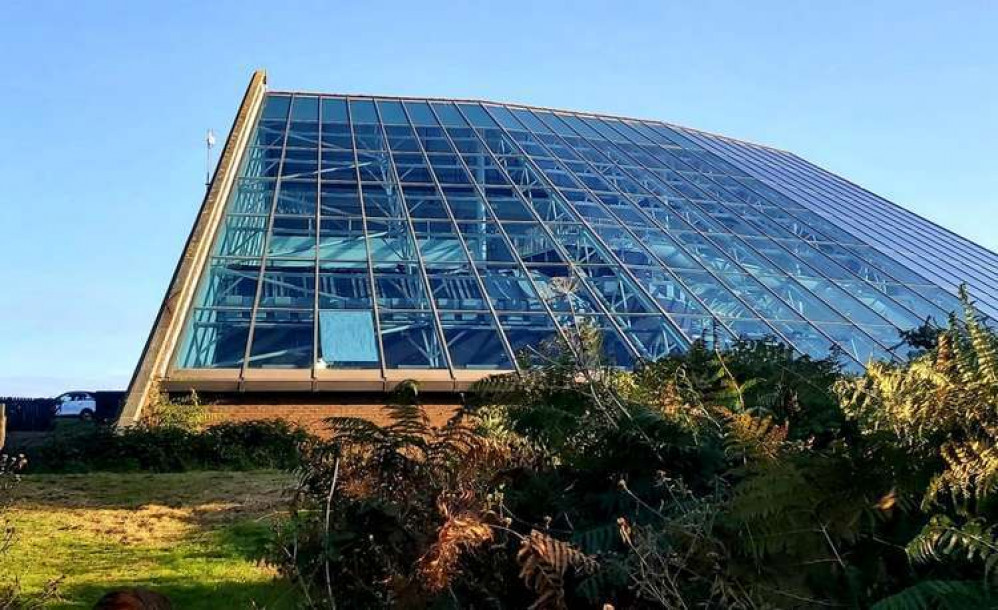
(173, 92, 998, 375)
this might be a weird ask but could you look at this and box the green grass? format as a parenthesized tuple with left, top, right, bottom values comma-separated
(0, 470, 301, 609)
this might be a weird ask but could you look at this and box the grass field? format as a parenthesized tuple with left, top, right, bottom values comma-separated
(0, 470, 300, 609)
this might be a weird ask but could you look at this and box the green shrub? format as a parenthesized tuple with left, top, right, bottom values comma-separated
(142, 386, 208, 431)
(26, 419, 312, 473)
(269, 297, 998, 609)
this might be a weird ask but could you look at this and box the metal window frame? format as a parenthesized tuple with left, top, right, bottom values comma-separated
(122, 74, 998, 428)
(570, 113, 904, 361)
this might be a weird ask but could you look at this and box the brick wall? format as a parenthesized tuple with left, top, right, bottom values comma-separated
(202, 392, 461, 434)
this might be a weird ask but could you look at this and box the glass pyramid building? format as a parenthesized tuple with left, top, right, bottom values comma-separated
(120, 71, 998, 423)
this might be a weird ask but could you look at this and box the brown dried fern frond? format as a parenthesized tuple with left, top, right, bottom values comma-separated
(517, 530, 597, 610)
(719, 408, 788, 463)
(417, 506, 493, 593)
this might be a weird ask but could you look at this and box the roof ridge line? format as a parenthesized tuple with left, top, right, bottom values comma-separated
(266, 88, 791, 154)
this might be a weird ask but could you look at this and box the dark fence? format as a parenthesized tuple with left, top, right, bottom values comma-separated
(95, 391, 126, 423)
(0, 397, 57, 431)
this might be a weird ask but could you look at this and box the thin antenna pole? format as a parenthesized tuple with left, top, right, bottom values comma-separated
(205, 129, 216, 192)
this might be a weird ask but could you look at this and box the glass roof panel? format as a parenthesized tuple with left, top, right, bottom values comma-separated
(172, 91, 998, 377)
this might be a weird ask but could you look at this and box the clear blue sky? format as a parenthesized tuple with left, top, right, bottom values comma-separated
(1, 1, 995, 396)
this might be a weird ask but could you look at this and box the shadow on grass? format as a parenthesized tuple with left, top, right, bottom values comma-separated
(11, 470, 293, 511)
(5, 472, 301, 609)
(190, 519, 275, 564)
(16, 521, 301, 609)
(53, 578, 300, 610)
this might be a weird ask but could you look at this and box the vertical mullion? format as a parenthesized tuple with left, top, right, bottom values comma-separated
(471, 105, 697, 354)
(644, 142, 923, 332)
(345, 98, 388, 380)
(689, 156, 944, 326)
(394, 105, 519, 372)
(312, 110, 321, 382)
(687, 131, 998, 305)
(493, 113, 724, 346)
(688, 132, 949, 283)
(490, 130, 695, 354)
(425, 109, 577, 357)
(773, 150, 998, 298)
(580, 124, 867, 363)
(523, 128, 740, 343)
(773, 149, 997, 283)
(596, 118, 901, 358)
(671, 130, 954, 323)
(569, 118, 854, 357)
(240, 94, 294, 378)
(452, 105, 645, 362)
(553, 113, 861, 366)
(369, 102, 455, 375)
(666, 129, 968, 290)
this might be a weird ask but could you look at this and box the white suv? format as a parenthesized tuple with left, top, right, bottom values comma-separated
(54, 391, 96, 420)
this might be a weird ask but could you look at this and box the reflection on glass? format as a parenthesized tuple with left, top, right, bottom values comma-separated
(173, 93, 998, 376)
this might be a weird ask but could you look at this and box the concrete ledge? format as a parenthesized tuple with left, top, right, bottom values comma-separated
(119, 70, 269, 427)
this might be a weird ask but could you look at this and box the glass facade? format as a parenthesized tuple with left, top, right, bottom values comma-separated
(173, 91, 997, 375)
(672, 128, 998, 320)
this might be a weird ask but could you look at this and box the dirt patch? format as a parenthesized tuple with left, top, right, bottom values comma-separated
(10, 471, 293, 545)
